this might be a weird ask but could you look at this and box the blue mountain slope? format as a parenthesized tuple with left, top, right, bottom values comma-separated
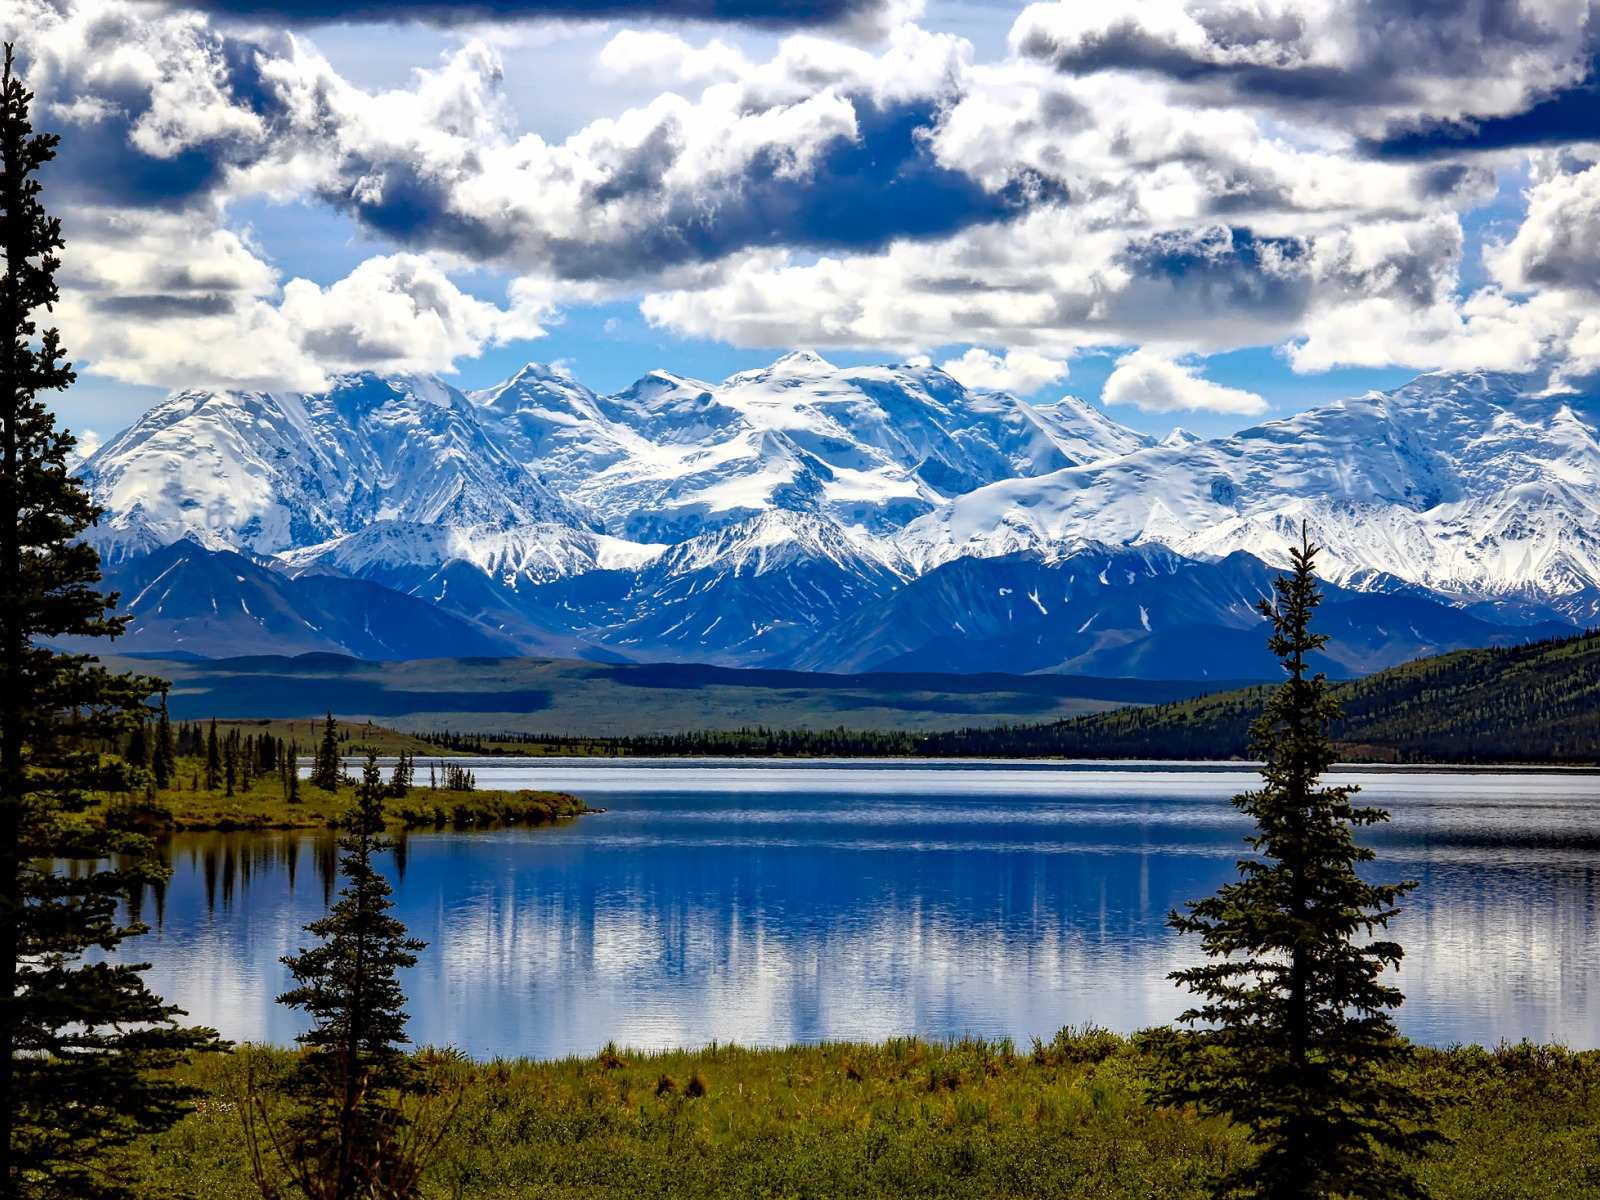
(51, 541, 521, 661)
(784, 546, 1574, 679)
(76, 538, 1568, 682)
(514, 512, 906, 665)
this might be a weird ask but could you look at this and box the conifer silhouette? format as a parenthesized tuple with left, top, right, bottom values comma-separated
(254, 753, 431, 1200)
(205, 717, 221, 791)
(0, 43, 218, 1198)
(313, 712, 343, 792)
(1146, 526, 1438, 1198)
(152, 693, 175, 790)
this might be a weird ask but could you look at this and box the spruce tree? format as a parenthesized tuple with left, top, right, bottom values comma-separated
(122, 716, 148, 771)
(205, 717, 221, 791)
(1146, 527, 1437, 1198)
(0, 44, 218, 1198)
(313, 711, 342, 792)
(152, 694, 174, 791)
(262, 752, 428, 1200)
(387, 751, 413, 798)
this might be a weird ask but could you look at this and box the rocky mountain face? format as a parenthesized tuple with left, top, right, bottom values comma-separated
(75, 354, 1600, 678)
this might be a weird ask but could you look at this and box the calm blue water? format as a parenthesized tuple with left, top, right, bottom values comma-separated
(123, 760, 1600, 1058)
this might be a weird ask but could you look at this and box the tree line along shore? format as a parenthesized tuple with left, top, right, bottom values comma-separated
(91, 711, 590, 833)
(370, 627, 1600, 764)
(93, 622, 1593, 835)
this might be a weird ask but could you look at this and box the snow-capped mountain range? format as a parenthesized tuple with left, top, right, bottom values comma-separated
(71, 353, 1600, 678)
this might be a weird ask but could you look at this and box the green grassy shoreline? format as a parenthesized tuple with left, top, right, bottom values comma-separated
(120, 1030, 1600, 1199)
(94, 775, 592, 834)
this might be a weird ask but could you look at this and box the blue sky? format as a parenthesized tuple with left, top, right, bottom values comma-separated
(14, 0, 1600, 447)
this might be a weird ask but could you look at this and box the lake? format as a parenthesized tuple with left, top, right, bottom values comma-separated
(122, 760, 1600, 1059)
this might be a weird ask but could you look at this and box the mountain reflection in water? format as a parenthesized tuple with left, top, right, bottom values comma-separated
(116, 762, 1600, 1058)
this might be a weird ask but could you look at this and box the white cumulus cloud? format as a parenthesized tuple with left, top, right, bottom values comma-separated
(939, 347, 1069, 394)
(280, 255, 547, 373)
(1100, 349, 1267, 414)
(56, 203, 549, 390)
(1011, 0, 1600, 135)
(16, 0, 1600, 393)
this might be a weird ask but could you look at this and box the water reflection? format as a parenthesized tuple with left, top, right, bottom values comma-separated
(120, 762, 1600, 1057)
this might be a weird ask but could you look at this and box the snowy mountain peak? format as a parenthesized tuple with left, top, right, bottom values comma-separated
(85, 351, 1154, 563)
(615, 368, 716, 405)
(506, 360, 582, 386)
(78, 357, 1600, 670)
(726, 350, 836, 383)
(84, 374, 594, 563)
(1030, 394, 1158, 465)
(905, 369, 1600, 618)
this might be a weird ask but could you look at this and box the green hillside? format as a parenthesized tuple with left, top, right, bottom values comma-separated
(107, 633, 1600, 762)
(114, 652, 1246, 736)
(923, 630, 1600, 763)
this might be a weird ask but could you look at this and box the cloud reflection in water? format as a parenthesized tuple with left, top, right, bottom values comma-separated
(121, 762, 1600, 1056)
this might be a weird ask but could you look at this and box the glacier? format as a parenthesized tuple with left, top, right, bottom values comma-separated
(71, 353, 1600, 677)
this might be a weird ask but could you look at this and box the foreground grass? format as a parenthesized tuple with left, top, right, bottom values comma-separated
(117, 1032, 1600, 1199)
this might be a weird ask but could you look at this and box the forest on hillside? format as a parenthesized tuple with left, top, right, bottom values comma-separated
(413, 630, 1600, 764)
(929, 629, 1600, 762)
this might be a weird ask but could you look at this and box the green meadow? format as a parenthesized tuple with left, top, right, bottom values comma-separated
(121, 1031, 1600, 1200)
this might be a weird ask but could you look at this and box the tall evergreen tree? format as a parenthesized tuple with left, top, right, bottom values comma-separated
(0, 44, 218, 1198)
(387, 751, 413, 798)
(260, 752, 428, 1200)
(205, 717, 221, 791)
(152, 693, 175, 791)
(223, 729, 237, 797)
(122, 715, 148, 772)
(313, 712, 342, 792)
(1146, 527, 1437, 1198)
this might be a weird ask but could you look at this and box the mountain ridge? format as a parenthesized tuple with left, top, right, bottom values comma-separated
(73, 356, 1600, 676)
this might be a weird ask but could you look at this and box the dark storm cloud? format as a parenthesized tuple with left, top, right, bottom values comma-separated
(319, 97, 1061, 280)
(1014, 16, 1400, 104)
(49, 126, 235, 208)
(30, 26, 287, 210)
(1374, 64, 1600, 155)
(1019, 0, 1590, 115)
(1114, 227, 1312, 324)
(182, 0, 889, 27)
(94, 293, 239, 317)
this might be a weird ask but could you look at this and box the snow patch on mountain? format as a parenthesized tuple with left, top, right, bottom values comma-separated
(903, 371, 1600, 617)
(461, 351, 1153, 543)
(86, 374, 593, 563)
